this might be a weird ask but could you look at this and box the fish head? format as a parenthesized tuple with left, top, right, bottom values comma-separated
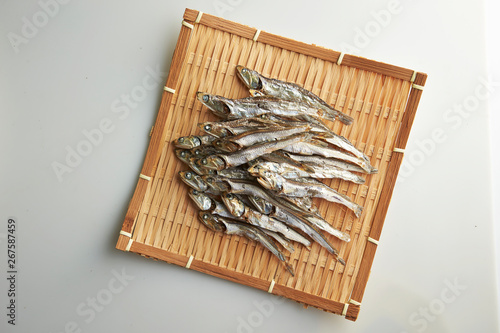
(221, 192, 245, 217)
(198, 212, 226, 232)
(257, 171, 283, 192)
(248, 195, 273, 215)
(201, 175, 231, 192)
(197, 155, 226, 170)
(175, 149, 192, 163)
(248, 162, 279, 176)
(192, 146, 219, 159)
(248, 89, 266, 97)
(186, 157, 215, 176)
(188, 189, 213, 211)
(212, 138, 239, 153)
(179, 170, 207, 191)
(247, 164, 263, 176)
(196, 92, 231, 118)
(235, 65, 262, 90)
(173, 135, 201, 149)
(197, 122, 230, 138)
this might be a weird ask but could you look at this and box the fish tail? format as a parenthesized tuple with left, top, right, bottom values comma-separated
(337, 257, 346, 266)
(284, 262, 295, 276)
(353, 204, 363, 218)
(338, 112, 354, 125)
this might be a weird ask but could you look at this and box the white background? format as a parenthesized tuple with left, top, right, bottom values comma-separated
(1, 0, 498, 332)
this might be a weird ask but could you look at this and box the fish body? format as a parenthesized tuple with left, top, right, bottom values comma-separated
(197, 92, 336, 122)
(200, 133, 313, 170)
(282, 140, 375, 173)
(249, 161, 365, 184)
(287, 153, 373, 174)
(235, 65, 354, 125)
(214, 125, 310, 153)
(257, 171, 363, 217)
(198, 116, 277, 137)
(221, 193, 311, 247)
(198, 212, 294, 275)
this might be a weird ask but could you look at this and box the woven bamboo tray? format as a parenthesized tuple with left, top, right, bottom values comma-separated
(116, 8, 426, 321)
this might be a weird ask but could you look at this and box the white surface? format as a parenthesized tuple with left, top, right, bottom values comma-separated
(1, 0, 498, 332)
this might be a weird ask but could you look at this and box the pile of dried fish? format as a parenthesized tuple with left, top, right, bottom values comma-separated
(173, 66, 377, 276)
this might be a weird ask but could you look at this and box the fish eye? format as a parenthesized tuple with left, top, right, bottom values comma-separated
(215, 141, 221, 147)
(226, 193, 233, 200)
(203, 95, 209, 102)
(178, 137, 184, 143)
(205, 177, 213, 183)
(201, 158, 207, 165)
(202, 214, 209, 220)
(204, 124, 211, 132)
(192, 189, 199, 195)
(185, 172, 192, 179)
(180, 151, 187, 157)
(194, 149, 201, 156)
(242, 68, 247, 73)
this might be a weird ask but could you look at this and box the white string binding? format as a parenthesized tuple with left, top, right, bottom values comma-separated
(393, 147, 405, 153)
(268, 279, 275, 294)
(125, 238, 133, 252)
(182, 20, 194, 29)
(349, 299, 361, 306)
(410, 71, 417, 83)
(139, 174, 151, 181)
(367, 237, 379, 245)
(120, 230, 132, 238)
(342, 303, 349, 316)
(195, 11, 203, 23)
(253, 29, 261, 42)
(185, 255, 194, 269)
(412, 83, 424, 91)
(337, 52, 345, 65)
(163, 86, 175, 94)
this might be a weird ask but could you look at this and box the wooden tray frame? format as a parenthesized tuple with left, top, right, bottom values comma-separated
(116, 8, 427, 321)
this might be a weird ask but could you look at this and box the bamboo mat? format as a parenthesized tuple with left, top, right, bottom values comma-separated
(116, 8, 427, 321)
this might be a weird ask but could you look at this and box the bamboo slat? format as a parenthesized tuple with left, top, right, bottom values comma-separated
(116, 8, 427, 321)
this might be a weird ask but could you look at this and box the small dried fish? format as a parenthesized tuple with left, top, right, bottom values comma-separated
(281, 140, 376, 173)
(213, 125, 310, 153)
(197, 92, 337, 122)
(221, 193, 311, 247)
(189, 190, 295, 253)
(249, 161, 365, 184)
(198, 212, 294, 275)
(198, 116, 277, 137)
(257, 170, 363, 217)
(199, 132, 313, 170)
(236, 65, 354, 125)
(286, 153, 376, 174)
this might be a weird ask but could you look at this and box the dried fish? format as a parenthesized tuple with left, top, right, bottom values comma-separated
(197, 92, 337, 122)
(281, 140, 376, 173)
(199, 132, 313, 170)
(257, 170, 363, 217)
(249, 161, 365, 184)
(213, 125, 310, 153)
(221, 193, 311, 247)
(198, 212, 295, 275)
(235, 65, 354, 125)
